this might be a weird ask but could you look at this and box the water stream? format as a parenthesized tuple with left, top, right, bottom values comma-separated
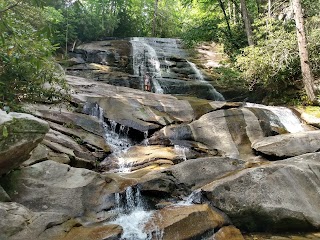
(131, 37, 164, 94)
(85, 102, 157, 239)
(245, 103, 305, 133)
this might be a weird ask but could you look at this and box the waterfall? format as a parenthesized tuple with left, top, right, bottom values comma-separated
(131, 37, 165, 94)
(187, 60, 225, 101)
(174, 145, 189, 161)
(187, 60, 206, 81)
(83, 103, 156, 239)
(245, 103, 305, 133)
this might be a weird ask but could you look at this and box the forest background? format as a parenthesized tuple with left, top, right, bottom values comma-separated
(0, 0, 320, 108)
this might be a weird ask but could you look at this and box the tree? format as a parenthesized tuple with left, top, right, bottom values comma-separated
(240, 0, 254, 45)
(292, 0, 316, 102)
(0, 0, 66, 108)
(152, 0, 159, 36)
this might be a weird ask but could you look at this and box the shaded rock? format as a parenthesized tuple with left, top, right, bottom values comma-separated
(47, 120, 110, 153)
(0, 184, 10, 201)
(213, 225, 245, 240)
(0, 160, 119, 218)
(25, 104, 104, 137)
(60, 224, 122, 240)
(22, 145, 71, 166)
(48, 151, 71, 164)
(201, 153, 320, 231)
(157, 78, 224, 101)
(22, 144, 50, 166)
(140, 157, 246, 195)
(0, 202, 70, 240)
(0, 110, 49, 175)
(146, 204, 228, 240)
(45, 129, 85, 153)
(252, 130, 320, 157)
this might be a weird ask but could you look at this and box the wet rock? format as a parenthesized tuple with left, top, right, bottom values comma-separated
(0, 110, 49, 175)
(101, 145, 196, 171)
(252, 130, 320, 157)
(146, 204, 229, 240)
(213, 225, 245, 240)
(201, 153, 320, 231)
(0, 160, 119, 218)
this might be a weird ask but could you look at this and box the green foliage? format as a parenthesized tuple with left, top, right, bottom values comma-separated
(235, 19, 300, 97)
(0, 1, 67, 109)
(181, 0, 247, 56)
(235, 15, 320, 103)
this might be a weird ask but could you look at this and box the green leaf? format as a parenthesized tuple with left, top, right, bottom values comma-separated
(2, 126, 8, 138)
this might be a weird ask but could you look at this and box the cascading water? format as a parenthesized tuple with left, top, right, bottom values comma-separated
(187, 60, 225, 101)
(130, 37, 225, 101)
(84, 102, 155, 239)
(131, 37, 164, 94)
(245, 103, 305, 133)
(174, 145, 189, 161)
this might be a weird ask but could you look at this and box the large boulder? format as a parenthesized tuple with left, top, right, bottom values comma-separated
(0, 160, 119, 218)
(252, 130, 320, 157)
(0, 202, 70, 240)
(212, 226, 245, 240)
(146, 204, 229, 240)
(66, 75, 238, 134)
(201, 153, 320, 231)
(140, 157, 246, 196)
(0, 110, 49, 175)
(150, 108, 270, 160)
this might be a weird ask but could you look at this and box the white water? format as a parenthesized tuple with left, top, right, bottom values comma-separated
(187, 60, 206, 81)
(187, 60, 225, 101)
(245, 103, 305, 133)
(131, 37, 165, 94)
(174, 145, 189, 161)
(112, 210, 154, 240)
(84, 102, 157, 239)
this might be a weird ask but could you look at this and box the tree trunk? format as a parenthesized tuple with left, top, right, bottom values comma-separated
(268, 0, 271, 17)
(152, 0, 159, 37)
(293, 0, 316, 102)
(218, 0, 233, 40)
(240, 0, 254, 46)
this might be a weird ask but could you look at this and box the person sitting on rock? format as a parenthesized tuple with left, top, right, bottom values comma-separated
(144, 74, 151, 92)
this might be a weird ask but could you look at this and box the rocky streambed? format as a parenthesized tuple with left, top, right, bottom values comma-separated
(1, 38, 320, 240)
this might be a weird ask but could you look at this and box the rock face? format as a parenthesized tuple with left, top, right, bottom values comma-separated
(0, 160, 118, 217)
(146, 204, 228, 240)
(0, 110, 49, 175)
(69, 38, 224, 101)
(201, 153, 320, 231)
(0, 202, 70, 240)
(252, 130, 320, 157)
(140, 157, 246, 195)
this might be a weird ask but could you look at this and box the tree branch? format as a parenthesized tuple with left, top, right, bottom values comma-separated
(0, 1, 22, 14)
